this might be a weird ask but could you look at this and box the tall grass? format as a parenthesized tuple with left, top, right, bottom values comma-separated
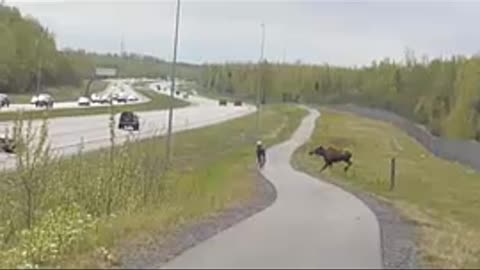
(0, 104, 306, 268)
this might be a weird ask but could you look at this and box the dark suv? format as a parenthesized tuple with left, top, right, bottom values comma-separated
(0, 94, 10, 108)
(118, 111, 140, 131)
(0, 136, 15, 153)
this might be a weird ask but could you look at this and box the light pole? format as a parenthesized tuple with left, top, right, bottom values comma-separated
(256, 22, 265, 139)
(35, 38, 42, 95)
(165, 0, 181, 165)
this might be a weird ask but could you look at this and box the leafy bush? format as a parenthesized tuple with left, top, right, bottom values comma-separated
(0, 204, 96, 268)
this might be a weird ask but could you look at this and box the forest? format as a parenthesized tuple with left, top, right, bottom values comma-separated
(199, 52, 480, 141)
(0, 5, 86, 92)
(0, 5, 196, 94)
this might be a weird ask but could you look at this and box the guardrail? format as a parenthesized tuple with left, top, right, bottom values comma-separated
(329, 104, 480, 173)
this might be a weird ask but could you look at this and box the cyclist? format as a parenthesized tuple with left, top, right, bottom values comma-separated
(256, 140, 266, 168)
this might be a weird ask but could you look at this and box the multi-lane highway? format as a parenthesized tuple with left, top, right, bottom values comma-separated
(0, 79, 256, 169)
(0, 79, 149, 112)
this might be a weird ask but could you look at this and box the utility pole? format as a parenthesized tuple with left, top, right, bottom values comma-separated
(35, 38, 42, 95)
(165, 0, 181, 165)
(36, 61, 42, 95)
(120, 34, 127, 78)
(256, 22, 265, 139)
(120, 34, 127, 58)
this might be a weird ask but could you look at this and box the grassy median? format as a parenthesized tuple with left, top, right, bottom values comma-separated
(292, 109, 480, 268)
(0, 104, 306, 268)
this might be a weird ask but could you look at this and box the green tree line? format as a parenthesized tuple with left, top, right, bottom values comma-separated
(199, 53, 480, 141)
(0, 5, 89, 93)
(0, 5, 198, 95)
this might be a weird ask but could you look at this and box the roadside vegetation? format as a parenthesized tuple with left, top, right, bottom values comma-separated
(0, 104, 306, 268)
(199, 51, 480, 141)
(292, 110, 480, 268)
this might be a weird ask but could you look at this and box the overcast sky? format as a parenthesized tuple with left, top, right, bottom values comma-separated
(8, 0, 480, 66)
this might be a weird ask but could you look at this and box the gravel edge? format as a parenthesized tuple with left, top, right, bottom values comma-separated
(351, 190, 418, 269)
(117, 171, 277, 269)
(293, 163, 418, 269)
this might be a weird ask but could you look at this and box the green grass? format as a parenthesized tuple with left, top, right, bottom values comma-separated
(292, 109, 480, 269)
(0, 104, 306, 268)
(8, 80, 108, 104)
(0, 87, 188, 122)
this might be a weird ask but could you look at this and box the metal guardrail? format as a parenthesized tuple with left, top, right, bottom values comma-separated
(330, 104, 480, 173)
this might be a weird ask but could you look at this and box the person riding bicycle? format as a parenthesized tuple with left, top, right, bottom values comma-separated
(256, 140, 266, 167)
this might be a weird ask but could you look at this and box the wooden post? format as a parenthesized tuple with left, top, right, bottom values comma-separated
(390, 157, 396, 191)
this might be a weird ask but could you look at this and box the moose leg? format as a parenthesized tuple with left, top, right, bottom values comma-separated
(344, 159, 352, 172)
(320, 162, 329, 172)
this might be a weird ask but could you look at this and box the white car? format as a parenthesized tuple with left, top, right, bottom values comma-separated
(33, 94, 54, 108)
(77, 96, 91, 106)
(0, 94, 10, 108)
(90, 93, 101, 103)
(30, 95, 39, 104)
(127, 95, 138, 102)
(99, 94, 112, 104)
(116, 93, 128, 103)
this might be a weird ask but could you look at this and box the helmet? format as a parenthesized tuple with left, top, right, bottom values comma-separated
(257, 140, 262, 146)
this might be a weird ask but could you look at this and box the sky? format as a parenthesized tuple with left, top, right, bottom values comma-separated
(7, 0, 480, 66)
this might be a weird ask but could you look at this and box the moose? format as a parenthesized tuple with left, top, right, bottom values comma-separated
(309, 145, 353, 172)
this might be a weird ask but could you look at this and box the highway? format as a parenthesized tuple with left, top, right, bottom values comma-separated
(0, 79, 149, 112)
(0, 80, 256, 169)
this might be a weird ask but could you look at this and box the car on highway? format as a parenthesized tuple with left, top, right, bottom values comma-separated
(111, 92, 120, 101)
(0, 134, 16, 153)
(116, 92, 128, 103)
(30, 95, 38, 105)
(77, 96, 91, 106)
(118, 111, 140, 131)
(127, 95, 138, 102)
(99, 94, 113, 104)
(0, 94, 10, 108)
(90, 93, 101, 103)
(33, 94, 54, 108)
(234, 100, 243, 106)
(219, 99, 227, 106)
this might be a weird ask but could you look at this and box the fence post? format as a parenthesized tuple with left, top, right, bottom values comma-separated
(390, 157, 396, 191)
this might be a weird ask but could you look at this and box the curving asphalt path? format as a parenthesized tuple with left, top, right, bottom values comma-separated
(0, 81, 255, 169)
(163, 107, 382, 269)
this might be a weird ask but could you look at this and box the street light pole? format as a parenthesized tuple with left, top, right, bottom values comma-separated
(256, 22, 265, 139)
(35, 38, 42, 95)
(165, 0, 181, 165)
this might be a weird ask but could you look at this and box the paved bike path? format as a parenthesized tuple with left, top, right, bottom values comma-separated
(163, 107, 382, 269)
